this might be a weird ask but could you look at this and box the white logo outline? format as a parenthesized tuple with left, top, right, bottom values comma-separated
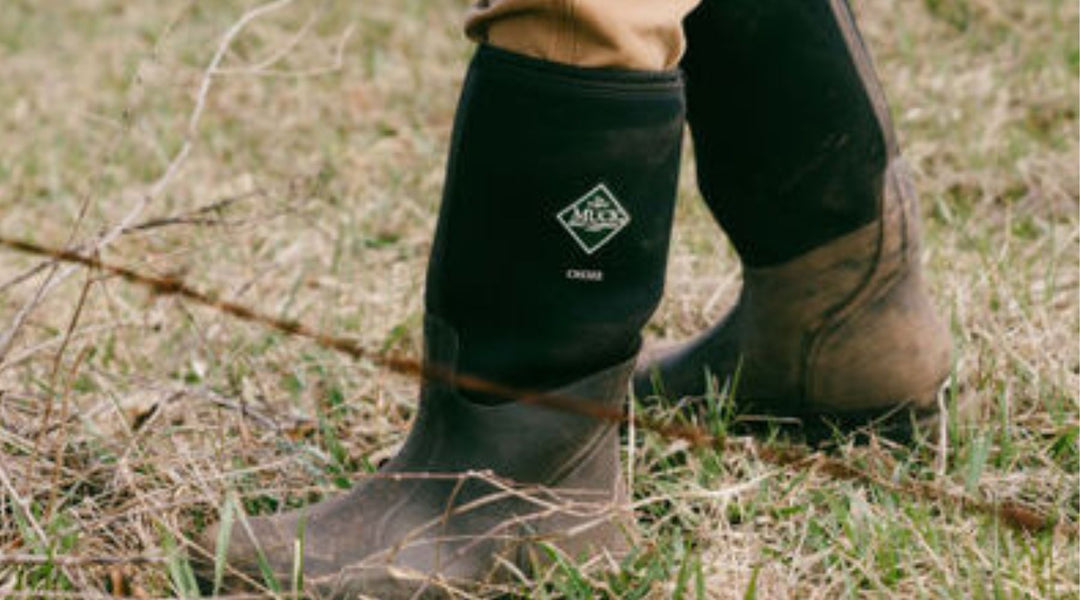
(555, 183, 631, 255)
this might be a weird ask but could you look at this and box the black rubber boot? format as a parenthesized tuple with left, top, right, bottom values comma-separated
(198, 46, 685, 598)
(681, 0, 891, 267)
(634, 0, 952, 441)
(426, 46, 685, 402)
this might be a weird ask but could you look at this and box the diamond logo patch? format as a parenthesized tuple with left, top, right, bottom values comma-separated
(556, 183, 631, 255)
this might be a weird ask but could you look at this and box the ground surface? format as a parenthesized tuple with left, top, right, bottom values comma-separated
(0, 0, 1077, 598)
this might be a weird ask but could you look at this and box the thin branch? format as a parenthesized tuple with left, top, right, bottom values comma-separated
(0, 554, 165, 567)
(0, 233, 1071, 540)
(0, 0, 295, 369)
(0, 460, 49, 547)
(214, 7, 321, 75)
(0, 189, 259, 296)
(216, 24, 356, 78)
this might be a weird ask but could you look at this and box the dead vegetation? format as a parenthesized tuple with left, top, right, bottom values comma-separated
(0, 0, 1077, 597)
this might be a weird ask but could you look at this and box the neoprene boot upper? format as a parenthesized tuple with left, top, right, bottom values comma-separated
(197, 46, 686, 598)
(634, 0, 952, 436)
(426, 46, 684, 399)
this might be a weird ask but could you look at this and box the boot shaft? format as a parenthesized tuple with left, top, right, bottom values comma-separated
(682, 0, 896, 266)
(425, 46, 686, 398)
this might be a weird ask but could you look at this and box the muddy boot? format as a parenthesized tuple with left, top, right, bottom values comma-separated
(633, 0, 952, 440)
(197, 46, 685, 598)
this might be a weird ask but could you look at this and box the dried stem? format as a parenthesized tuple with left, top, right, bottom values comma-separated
(0, 233, 1070, 540)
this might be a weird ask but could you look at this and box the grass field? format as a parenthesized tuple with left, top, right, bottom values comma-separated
(1, 0, 1077, 598)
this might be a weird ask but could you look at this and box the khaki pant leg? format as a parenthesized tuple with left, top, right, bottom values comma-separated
(465, 0, 700, 70)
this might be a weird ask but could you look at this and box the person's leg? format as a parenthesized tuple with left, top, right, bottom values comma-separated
(634, 0, 953, 440)
(466, 0, 697, 69)
(198, 1, 695, 596)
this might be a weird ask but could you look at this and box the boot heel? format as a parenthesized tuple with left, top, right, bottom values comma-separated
(806, 162, 953, 416)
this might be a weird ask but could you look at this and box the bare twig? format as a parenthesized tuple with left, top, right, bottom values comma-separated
(125, 191, 257, 233)
(0, 555, 166, 567)
(140, 0, 295, 210)
(0, 461, 49, 547)
(45, 346, 93, 523)
(0, 191, 259, 296)
(0, 263, 60, 365)
(757, 445, 1076, 538)
(0, 593, 268, 600)
(216, 24, 355, 78)
(0, 0, 296, 370)
(182, 385, 282, 432)
(0, 234, 706, 443)
(0, 321, 139, 376)
(0, 233, 1071, 540)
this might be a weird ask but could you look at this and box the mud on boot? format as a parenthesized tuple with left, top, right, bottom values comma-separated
(633, 0, 953, 442)
(194, 45, 685, 597)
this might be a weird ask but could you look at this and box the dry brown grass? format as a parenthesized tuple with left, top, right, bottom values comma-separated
(0, 0, 1077, 598)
